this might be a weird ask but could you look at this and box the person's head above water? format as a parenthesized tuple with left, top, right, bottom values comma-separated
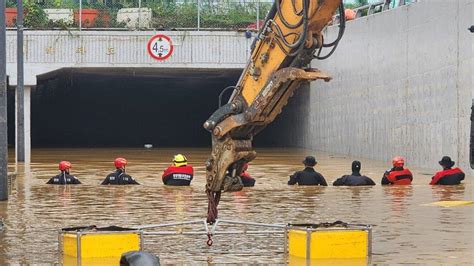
(439, 156, 455, 169)
(114, 157, 128, 169)
(352, 160, 361, 173)
(392, 156, 405, 168)
(303, 156, 317, 167)
(59, 161, 72, 173)
(173, 154, 188, 167)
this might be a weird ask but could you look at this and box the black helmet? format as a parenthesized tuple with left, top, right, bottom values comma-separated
(303, 156, 317, 166)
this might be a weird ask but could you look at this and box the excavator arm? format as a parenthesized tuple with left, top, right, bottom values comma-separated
(203, 0, 346, 223)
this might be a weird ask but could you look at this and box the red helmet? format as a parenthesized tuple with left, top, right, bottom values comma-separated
(59, 161, 72, 171)
(392, 156, 405, 167)
(114, 157, 128, 168)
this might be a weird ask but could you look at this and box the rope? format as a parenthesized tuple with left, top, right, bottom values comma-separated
(206, 190, 221, 224)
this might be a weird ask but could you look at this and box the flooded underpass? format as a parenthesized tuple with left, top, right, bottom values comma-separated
(0, 148, 472, 264)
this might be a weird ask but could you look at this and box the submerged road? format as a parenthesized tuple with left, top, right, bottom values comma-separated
(0, 148, 473, 264)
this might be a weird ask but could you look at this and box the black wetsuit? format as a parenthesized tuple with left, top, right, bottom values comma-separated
(288, 167, 328, 186)
(101, 169, 139, 185)
(333, 172, 376, 186)
(46, 172, 81, 185)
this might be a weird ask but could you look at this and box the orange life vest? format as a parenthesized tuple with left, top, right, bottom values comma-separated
(387, 169, 413, 185)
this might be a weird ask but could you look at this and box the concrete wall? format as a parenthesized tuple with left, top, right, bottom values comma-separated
(256, 83, 310, 147)
(306, 0, 473, 171)
(6, 30, 251, 86)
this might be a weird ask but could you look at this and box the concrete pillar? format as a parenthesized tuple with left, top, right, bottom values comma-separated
(0, 0, 8, 201)
(15, 86, 31, 163)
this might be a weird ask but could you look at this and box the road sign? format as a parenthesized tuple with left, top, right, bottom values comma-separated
(147, 34, 174, 61)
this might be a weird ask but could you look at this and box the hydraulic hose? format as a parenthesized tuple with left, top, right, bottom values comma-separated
(314, 1, 346, 60)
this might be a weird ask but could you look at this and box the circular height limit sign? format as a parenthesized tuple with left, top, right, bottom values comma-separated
(147, 34, 174, 61)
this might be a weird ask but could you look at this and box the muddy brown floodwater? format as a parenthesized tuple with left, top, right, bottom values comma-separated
(0, 148, 473, 264)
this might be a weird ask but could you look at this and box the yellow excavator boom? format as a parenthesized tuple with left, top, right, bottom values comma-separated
(203, 0, 346, 223)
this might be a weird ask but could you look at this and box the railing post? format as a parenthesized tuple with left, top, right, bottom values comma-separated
(16, 0, 25, 163)
(79, 0, 82, 30)
(197, 0, 201, 31)
(138, 0, 141, 29)
(256, 1, 260, 30)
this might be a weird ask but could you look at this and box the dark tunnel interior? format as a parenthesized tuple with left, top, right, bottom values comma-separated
(6, 68, 304, 148)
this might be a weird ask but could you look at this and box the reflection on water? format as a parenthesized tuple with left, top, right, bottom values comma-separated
(0, 148, 473, 264)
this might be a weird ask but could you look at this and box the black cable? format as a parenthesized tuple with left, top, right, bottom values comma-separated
(271, 0, 310, 54)
(314, 1, 345, 60)
(270, 20, 306, 49)
(291, 0, 305, 16)
(276, 0, 304, 29)
(218, 86, 236, 107)
(322, 1, 346, 48)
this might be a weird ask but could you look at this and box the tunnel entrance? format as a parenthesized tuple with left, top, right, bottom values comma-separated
(30, 68, 305, 148)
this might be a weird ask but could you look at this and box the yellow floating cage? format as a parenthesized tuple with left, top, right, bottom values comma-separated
(59, 226, 143, 266)
(285, 222, 372, 261)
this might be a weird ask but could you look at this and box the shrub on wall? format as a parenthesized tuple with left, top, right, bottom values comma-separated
(150, 2, 198, 29)
(24, 1, 49, 28)
(6, 0, 16, 8)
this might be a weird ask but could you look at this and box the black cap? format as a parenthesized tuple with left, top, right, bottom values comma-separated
(303, 156, 317, 166)
(469, 25, 474, 33)
(439, 156, 455, 168)
(352, 160, 361, 173)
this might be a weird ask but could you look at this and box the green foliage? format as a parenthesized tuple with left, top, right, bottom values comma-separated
(148, 1, 272, 29)
(356, 0, 368, 6)
(58, 0, 78, 9)
(8, 0, 273, 30)
(24, 1, 49, 28)
(149, 2, 198, 29)
(344, 0, 368, 9)
(201, 2, 255, 28)
(6, 0, 17, 8)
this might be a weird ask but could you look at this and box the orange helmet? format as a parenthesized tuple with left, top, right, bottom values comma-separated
(114, 157, 128, 168)
(59, 161, 72, 171)
(392, 156, 405, 167)
(345, 9, 356, 21)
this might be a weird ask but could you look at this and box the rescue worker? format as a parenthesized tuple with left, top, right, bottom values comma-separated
(162, 154, 194, 186)
(333, 161, 376, 186)
(381, 156, 413, 185)
(430, 156, 465, 185)
(46, 161, 81, 185)
(101, 157, 139, 185)
(288, 156, 327, 186)
(240, 163, 256, 187)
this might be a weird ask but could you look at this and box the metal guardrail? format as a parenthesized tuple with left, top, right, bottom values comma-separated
(332, 0, 418, 23)
(352, 0, 418, 18)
